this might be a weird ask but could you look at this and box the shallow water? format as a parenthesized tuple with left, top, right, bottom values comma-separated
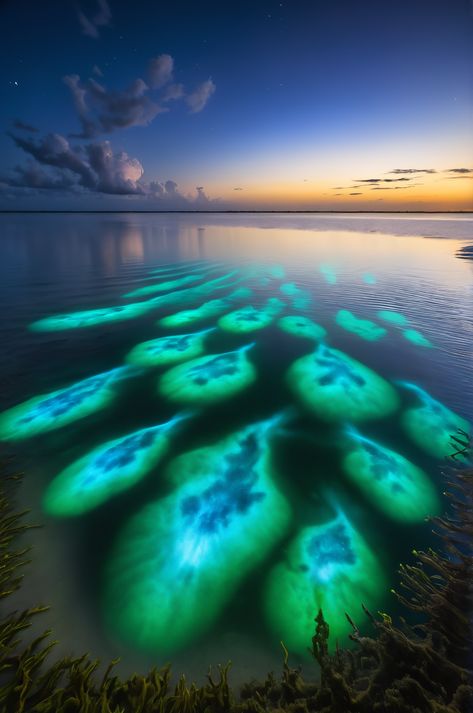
(0, 212, 471, 682)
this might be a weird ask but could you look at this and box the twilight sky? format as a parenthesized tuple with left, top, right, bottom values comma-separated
(0, 0, 472, 211)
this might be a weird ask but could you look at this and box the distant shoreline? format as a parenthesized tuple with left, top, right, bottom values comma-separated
(0, 210, 472, 215)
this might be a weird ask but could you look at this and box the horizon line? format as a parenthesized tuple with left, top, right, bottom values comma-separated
(0, 210, 472, 215)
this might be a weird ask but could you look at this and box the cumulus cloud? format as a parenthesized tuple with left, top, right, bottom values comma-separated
(77, 0, 112, 39)
(13, 119, 39, 133)
(186, 79, 216, 113)
(162, 83, 185, 102)
(389, 168, 437, 174)
(148, 54, 174, 89)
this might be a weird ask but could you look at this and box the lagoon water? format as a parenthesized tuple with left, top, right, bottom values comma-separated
(0, 212, 471, 682)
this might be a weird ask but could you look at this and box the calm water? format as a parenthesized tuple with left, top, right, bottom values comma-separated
(0, 212, 471, 682)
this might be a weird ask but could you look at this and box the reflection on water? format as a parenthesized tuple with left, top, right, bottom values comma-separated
(0, 212, 471, 682)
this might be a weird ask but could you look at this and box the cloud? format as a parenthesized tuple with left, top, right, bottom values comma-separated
(233, 187, 243, 191)
(64, 74, 165, 138)
(445, 167, 473, 174)
(162, 83, 185, 102)
(354, 177, 412, 184)
(148, 55, 174, 89)
(13, 119, 39, 133)
(388, 168, 437, 174)
(371, 184, 421, 190)
(186, 79, 216, 113)
(350, 192, 362, 196)
(77, 0, 112, 39)
(92, 64, 104, 77)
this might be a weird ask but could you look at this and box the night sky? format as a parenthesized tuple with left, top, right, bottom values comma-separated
(1, 0, 472, 210)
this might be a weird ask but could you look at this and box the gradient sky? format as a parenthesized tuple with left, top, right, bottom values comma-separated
(0, 0, 472, 210)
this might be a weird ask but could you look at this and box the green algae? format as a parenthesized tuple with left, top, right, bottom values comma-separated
(43, 414, 187, 517)
(278, 315, 327, 340)
(103, 415, 291, 654)
(335, 309, 387, 341)
(402, 328, 433, 348)
(159, 287, 252, 328)
(377, 309, 409, 326)
(342, 428, 440, 522)
(218, 297, 284, 333)
(126, 327, 215, 367)
(287, 343, 399, 422)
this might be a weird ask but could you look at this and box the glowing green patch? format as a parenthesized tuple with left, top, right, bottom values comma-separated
(30, 271, 239, 332)
(335, 310, 387, 341)
(159, 287, 252, 328)
(400, 383, 470, 459)
(159, 344, 256, 405)
(123, 273, 204, 299)
(287, 343, 399, 422)
(362, 273, 377, 285)
(268, 264, 286, 279)
(402, 329, 433, 348)
(103, 416, 291, 654)
(342, 429, 439, 522)
(126, 328, 214, 367)
(377, 310, 409, 326)
(149, 260, 219, 276)
(0, 367, 134, 441)
(265, 512, 384, 653)
(279, 283, 311, 310)
(278, 315, 326, 340)
(44, 415, 187, 517)
(218, 298, 284, 333)
(319, 264, 337, 284)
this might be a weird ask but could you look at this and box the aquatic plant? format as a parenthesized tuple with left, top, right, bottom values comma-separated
(126, 327, 215, 367)
(159, 287, 252, 328)
(335, 309, 387, 341)
(218, 297, 284, 333)
(402, 328, 434, 348)
(278, 314, 327, 340)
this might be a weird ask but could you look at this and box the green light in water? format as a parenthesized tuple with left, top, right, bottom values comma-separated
(377, 310, 409, 326)
(278, 315, 326, 340)
(335, 310, 387, 341)
(287, 343, 399, 422)
(265, 512, 384, 653)
(127, 328, 215, 367)
(43, 414, 187, 517)
(103, 415, 291, 654)
(218, 298, 284, 333)
(267, 264, 286, 279)
(319, 264, 337, 284)
(149, 260, 218, 275)
(159, 343, 256, 405)
(279, 283, 311, 310)
(342, 428, 439, 522)
(159, 287, 252, 328)
(123, 273, 204, 299)
(0, 366, 135, 441)
(362, 273, 377, 285)
(399, 382, 470, 459)
(402, 329, 433, 348)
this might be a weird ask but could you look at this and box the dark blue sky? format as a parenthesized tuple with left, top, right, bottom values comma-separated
(1, 0, 472, 210)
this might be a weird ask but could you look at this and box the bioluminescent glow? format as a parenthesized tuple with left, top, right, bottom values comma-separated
(279, 282, 311, 310)
(29, 270, 239, 332)
(399, 383, 470, 459)
(218, 297, 284, 333)
(149, 260, 219, 276)
(123, 273, 204, 299)
(335, 310, 387, 341)
(0, 366, 134, 441)
(43, 415, 187, 517)
(267, 264, 286, 279)
(402, 329, 433, 348)
(103, 415, 291, 654)
(287, 343, 399, 422)
(159, 287, 252, 328)
(319, 264, 337, 285)
(277, 315, 326, 340)
(159, 343, 256, 405)
(377, 310, 409, 326)
(265, 512, 384, 653)
(342, 429, 439, 522)
(126, 328, 215, 367)
(362, 273, 377, 285)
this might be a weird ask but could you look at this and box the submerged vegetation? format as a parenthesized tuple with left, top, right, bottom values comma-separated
(0, 433, 472, 712)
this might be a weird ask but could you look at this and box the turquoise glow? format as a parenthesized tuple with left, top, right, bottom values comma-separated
(159, 287, 252, 328)
(399, 382, 470, 459)
(267, 264, 286, 279)
(44, 415, 187, 517)
(335, 310, 387, 341)
(103, 416, 291, 654)
(279, 282, 311, 310)
(159, 344, 257, 405)
(278, 315, 326, 340)
(319, 264, 337, 285)
(126, 328, 215, 367)
(218, 297, 285, 333)
(377, 310, 409, 326)
(0, 366, 135, 441)
(123, 273, 204, 299)
(149, 260, 221, 275)
(287, 343, 399, 422)
(362, 273, 377, 285)
(402, 329, 433, 348)
(342, 428, 439, 522)
(265, 512, 384, 653)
